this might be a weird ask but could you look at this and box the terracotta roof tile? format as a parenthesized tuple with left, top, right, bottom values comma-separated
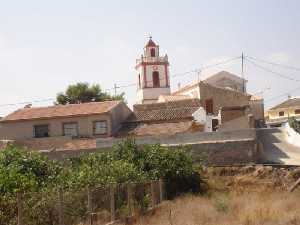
(145, 38, 157, 47)
(116, 121, 203, 137)
(15, 137, 97, 151)
(270, 97, 300, 110)
(1, 101, 121, 122)
(129, 99, 202, 122)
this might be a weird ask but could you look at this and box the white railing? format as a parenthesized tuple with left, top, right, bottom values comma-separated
(136, 56, 168, 64)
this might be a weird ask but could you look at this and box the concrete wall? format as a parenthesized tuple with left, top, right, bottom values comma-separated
(96, 129, 256, 148)
(42, 130, 258, 165)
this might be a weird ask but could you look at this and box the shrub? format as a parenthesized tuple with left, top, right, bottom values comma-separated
(289, 117, 300, 133)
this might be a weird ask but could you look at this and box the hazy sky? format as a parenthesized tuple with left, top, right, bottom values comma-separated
(0, 0, 300, 116)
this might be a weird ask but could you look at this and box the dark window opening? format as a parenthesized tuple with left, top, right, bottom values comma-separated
(34, 125, 49, 138)
(63, 122, 78, 137)
(279, 111, 285, 117)
(150, 48, 156, 57)
(205, 99, 214, 114)
(93, 121, 108, 135)
(295, 109, 300, 114)
(152, 71, 160, 88)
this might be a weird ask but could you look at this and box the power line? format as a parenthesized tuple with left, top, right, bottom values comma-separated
(245, 58, 300, 82)
(246, 55, 300, 71)
(0, 56, 241, 110)
(265, 85, 300, 103)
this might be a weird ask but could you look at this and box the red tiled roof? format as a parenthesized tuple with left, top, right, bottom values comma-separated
(15, 137, 97, 152)
(1, 101, 121, 122)
(145, 38, 157, 47)
(116, 121, 203, 137)
(129, 99, 202, 122)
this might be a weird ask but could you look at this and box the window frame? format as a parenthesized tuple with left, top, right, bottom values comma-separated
(62, 122, 79, 137)
(33, 124, 50, 138)
(93, 120, 108, 135)
(278, 111, 285, 117)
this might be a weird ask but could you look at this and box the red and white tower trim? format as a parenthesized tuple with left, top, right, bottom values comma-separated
(135, 37, 170, 104)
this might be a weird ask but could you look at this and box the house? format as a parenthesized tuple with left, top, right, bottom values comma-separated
(172, 80, 251, 116)
(266, 97, 300, 127)
(204, 71, 247, 93)
(117, 98, 205, 137)
(170, 72, 264, 127)
(0, 101, 132, 140)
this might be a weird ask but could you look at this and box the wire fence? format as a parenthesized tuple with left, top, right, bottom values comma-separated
(0, 180, 164, 225)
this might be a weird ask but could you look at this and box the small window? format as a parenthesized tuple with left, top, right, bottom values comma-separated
(34, 125, 49, 138)
(93, 121, 108, 135)
(295, 109, 300, 114)
(152, 71, 160, 88)
(63, 122, 78, 137)
(150, 48, 155, 57)
(279, 111, 285, 117)
(205, 99, 214, 114)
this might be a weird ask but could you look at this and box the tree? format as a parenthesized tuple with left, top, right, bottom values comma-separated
(56, 82, 125, 105)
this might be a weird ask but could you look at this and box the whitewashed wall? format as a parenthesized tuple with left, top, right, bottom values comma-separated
(285, 122, 300, 147)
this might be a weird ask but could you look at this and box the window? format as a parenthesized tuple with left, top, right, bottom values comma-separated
(279, 111, 285, 117)
(150, 48, 155, 57)
(205, 99, 214, 114)
(93, 121, 108, 135)
(63, 122, 78, 137)
(34, 125, 49, 138)
(295, 109, 300, 114)
(152, 71, 160, 88)
(138, 74, 141, 88)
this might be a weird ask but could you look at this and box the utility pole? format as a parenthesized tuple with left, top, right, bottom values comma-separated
(114, 83, 117, 96)
(241, 52, 245, 93)
(197, 69, 201, 83)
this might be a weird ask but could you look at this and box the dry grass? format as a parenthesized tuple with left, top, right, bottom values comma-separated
(134, 191, 300, 225)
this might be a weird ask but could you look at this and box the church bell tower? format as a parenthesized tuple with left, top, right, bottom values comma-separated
(135, 37, 170, 104)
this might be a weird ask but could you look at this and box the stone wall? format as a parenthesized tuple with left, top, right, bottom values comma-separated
(41, 129, 259, 165)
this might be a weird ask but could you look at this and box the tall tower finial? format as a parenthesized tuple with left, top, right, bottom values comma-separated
(148, 33, 152, 39)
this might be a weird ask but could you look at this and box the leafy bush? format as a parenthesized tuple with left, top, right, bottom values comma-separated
(0, 138, 206, 224)
(289, 117, 300, 133)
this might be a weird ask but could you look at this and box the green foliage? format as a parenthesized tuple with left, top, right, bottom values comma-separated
(0, 145, 62, 193)
(0, 139, 205, 224)
(288, 117, 300, 133)
(56, 82, 125, 105)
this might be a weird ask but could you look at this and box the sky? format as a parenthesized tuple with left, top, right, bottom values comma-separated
(0, 0, 300, 116)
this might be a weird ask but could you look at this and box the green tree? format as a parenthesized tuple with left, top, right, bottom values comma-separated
(56, 82, 125, 105)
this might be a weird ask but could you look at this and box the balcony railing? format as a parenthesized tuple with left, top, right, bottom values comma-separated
(136, 56, 168, 64)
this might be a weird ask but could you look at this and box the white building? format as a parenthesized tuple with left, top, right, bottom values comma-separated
(135, 38, 170, 104)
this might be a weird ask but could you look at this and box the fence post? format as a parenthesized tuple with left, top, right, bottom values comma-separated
(87, 187, 93, 225)
(17, 192, 23, 225)
(159, 179, 163, 203)
(151, 181, 156, 208)
(127, 183, 133, 217)
(110, 184, 115, 222)
(58, 188, 64, 225)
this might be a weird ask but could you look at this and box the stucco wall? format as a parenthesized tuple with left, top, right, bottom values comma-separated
(199, 82, 250, 115)
(0, 114, 111, 140)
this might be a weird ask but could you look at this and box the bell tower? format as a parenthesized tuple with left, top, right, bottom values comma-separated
(135, 37, 171, 104)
